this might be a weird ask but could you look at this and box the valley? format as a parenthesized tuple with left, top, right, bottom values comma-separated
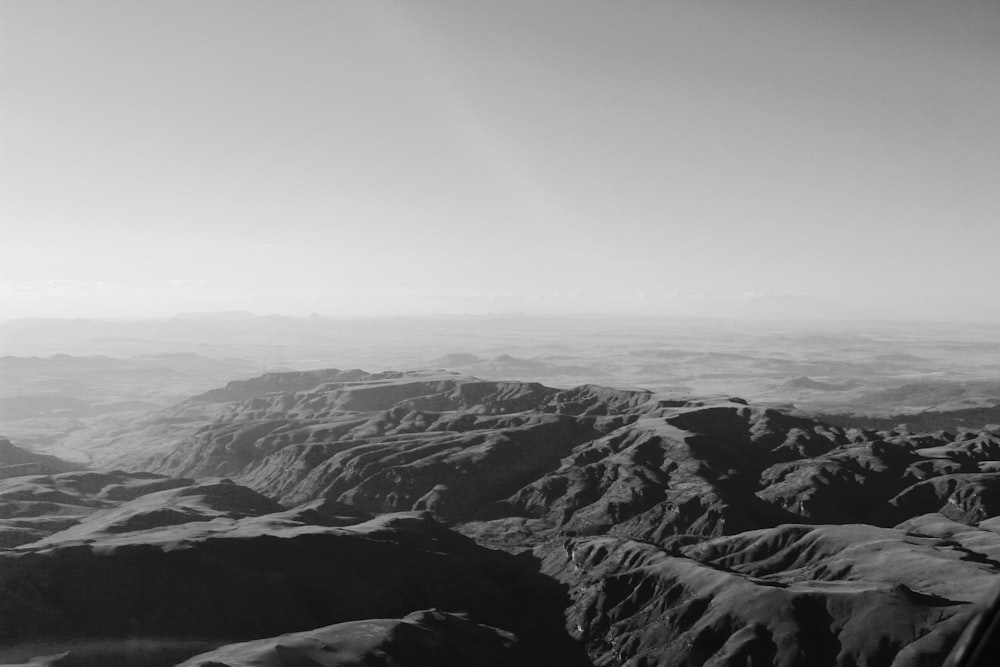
(2, 365, 1000, 665)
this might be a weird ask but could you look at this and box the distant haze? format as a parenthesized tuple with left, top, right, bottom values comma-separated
(2, 1, 999, 321)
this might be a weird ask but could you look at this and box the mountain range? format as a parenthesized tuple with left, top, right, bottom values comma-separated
(2, 369, 999, 665)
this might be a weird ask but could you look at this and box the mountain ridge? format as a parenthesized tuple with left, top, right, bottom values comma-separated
(3, 368, 1000, 666)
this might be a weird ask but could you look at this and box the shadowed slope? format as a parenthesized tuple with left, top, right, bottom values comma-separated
(0, 508, 590, 667)
(176, 610, 518, 667)
(8, 369, 1000, 666)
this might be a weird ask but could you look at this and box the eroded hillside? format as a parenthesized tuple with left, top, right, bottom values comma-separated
(2, 370, 999, 666)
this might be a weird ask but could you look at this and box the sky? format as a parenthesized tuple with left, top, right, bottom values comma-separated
(2, 0, 999, 321)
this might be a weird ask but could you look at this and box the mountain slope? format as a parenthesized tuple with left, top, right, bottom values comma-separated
(0, 437, 79, 479)
(6, 368, 1000, 666)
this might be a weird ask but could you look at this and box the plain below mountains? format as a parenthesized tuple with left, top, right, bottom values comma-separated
(2, 369, 1000, 666)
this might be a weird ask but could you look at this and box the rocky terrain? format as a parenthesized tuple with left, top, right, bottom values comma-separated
(2, 369, 1000, 665)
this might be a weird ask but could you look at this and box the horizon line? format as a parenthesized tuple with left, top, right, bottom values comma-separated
(2, 312, 1000, 326)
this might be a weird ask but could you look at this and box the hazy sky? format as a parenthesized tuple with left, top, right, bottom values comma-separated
(2, 0, 999, 320)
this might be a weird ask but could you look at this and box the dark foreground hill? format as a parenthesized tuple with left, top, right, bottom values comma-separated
(3, 369, 1000, 666)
